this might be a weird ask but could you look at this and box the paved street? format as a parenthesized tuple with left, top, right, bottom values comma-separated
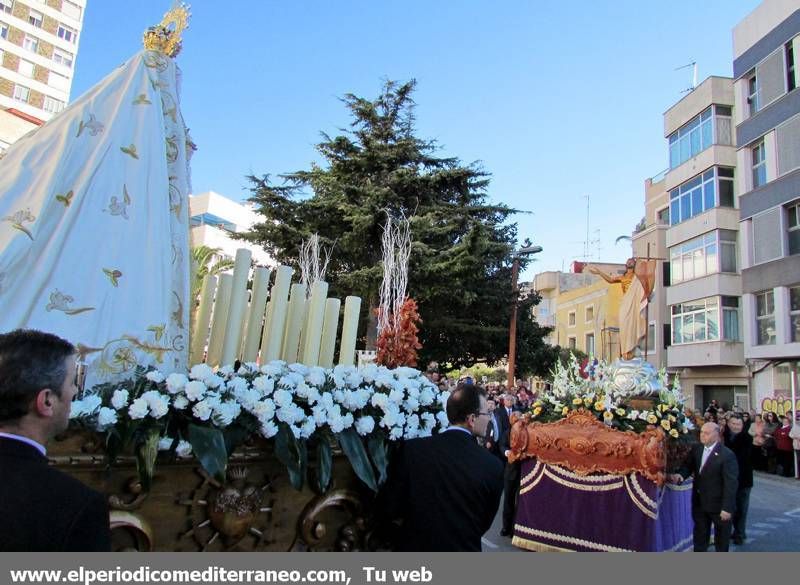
(482, 471, 800, 552)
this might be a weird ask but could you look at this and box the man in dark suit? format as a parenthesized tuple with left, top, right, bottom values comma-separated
(671, 422, 738, 552)
(383, 382, 503, 551)
(0, 329, 111, 551)
(724, 416, 753, 545)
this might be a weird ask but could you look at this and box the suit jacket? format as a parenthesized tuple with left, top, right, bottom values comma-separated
(724, 430, 754, 489)
(0, 437, 111, 551)
(679, 442, 738, 515)
(383, 429, 503, 551)
(484, 413, 503, 460)
(495, 408, 512, 447)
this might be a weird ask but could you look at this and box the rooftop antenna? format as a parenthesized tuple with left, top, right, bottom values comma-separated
(593, 228, 602, 260)
(675, 61, 698, 94)
(584, 195, 590, 261)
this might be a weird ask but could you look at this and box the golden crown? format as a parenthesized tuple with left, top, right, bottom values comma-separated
(143, 2, 191, 58)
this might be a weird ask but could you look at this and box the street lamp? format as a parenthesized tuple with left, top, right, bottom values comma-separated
(507, 243, 543, 390)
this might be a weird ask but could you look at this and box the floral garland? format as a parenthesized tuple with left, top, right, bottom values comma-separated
(529, 355, 692, 439)
(69, 361, 450, 493)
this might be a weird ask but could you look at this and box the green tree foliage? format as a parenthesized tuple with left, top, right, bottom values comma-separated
(242, 80, 549, 369)
(191, 245, 235, 303)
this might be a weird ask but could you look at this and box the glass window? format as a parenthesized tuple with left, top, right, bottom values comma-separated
(670, 297, 731, 345)
(755, 290, 776, 345)
(0, 0, 10, 14)
(585, 333, 595, 356)
(28, 9, 43, 28)
(788, 42, 797, 92)
(752, 141, 767, 188)
(43, 96, 64, 114)
(12, 84, 30, 103)
(667, 107, 715, 169)
(48, 71, 69, 91)
(791, 286, 800, 342)
(669, 167, 734, 225)
(17, 59, 34, 78)
(585, 306, 594, 322)
(568, 337, 576, 350)
(52, 48, 73, 68)
(788, 203, 800, 255)
(61, 0, 81, 20)
(657, 207, 670, 225)
(669, 231, 734, 284)
(22, 35, 39, 53)
(722, 296, 740, 341)
(57, 24, 77, 44)
(568, 312, 576, 327)
(748, 72, 760, 116)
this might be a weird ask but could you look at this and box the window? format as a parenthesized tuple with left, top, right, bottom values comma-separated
(657, 207, 670, 225)
(12, 84, 30, 103)
(585, 333, 595, 356)
(668, 107, 713, 169)
(647, 322, 656, 351)
(61, 0, 81, 20)
(788, 41, 797, 92)
(747, 71, 760, 116)
(28, 9, 43, 28)
(791, 286, 800, 343)
(57, 24, 77, 44)
(23, 35, 39, 53)
(669, 167, 735, 226)
(52, 48, 73, 68)
(0, 0, 10, 14)
(568, 337, 577, 350)
(17, 58, 34, 78)
(788, 203, 800, 256)
(48, 71, 68, 91)
(568, 311, 576, 327)
(752, 140, 767, 188)
(671, 296, 740, 345)
(0, 23, 7, 40)
(43, 95, 64, 113)
(585, 306, 594, 322)
(755, 291, 776, 345)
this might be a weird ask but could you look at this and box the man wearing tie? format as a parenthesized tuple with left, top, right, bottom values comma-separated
(670, 422, 738, 552)
(484, 398, 503, 461)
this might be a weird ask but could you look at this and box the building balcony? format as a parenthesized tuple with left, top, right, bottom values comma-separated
(667, 341, 744, 368)
(664, 145, 737, 192)
(534, 271, 559, 292)
(666, 207, 740, 248)
(666, 273, 742, 306)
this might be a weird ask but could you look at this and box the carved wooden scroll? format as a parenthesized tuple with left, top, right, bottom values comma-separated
(508, 409, 667, 485)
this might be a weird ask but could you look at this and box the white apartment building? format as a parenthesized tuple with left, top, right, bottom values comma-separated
(733, 0, 800, 410)
(189, 191, 274, 267)
(0, 0, 85, 153)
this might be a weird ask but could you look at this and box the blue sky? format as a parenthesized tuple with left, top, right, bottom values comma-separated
(72, 0, 761, 279)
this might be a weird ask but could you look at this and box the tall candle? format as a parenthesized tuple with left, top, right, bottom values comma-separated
(338, 296, 361, 366)
(190, 275, 217, 365)
(207, 273, 233, 367)
(318, 298, 341, 368)
(282, 283, 307, 363)
(221, 249, 252, 367)
(261, 266, 293, 363)
(301, 281, 329, 366)
(242, 267, 271, 362)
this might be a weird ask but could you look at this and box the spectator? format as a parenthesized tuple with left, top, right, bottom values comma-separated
(724, 417, 753, 545)
(762, 412, 781, 473)
(774, 415, 795, 478)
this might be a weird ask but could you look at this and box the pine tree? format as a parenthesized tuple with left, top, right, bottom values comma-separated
(242, 80, 550, 369)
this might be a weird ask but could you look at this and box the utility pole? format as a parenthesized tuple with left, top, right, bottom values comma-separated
(507, 244, 543, 389)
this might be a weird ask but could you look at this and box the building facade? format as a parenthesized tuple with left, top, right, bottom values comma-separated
(733, 0, 800, 412)
(643, 75, 751, 411)
(0, 0, 84, 153)
(189, 191, 274, 267)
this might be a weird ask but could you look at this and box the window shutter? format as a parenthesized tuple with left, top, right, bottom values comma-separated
(756, 49, 786, 109)
(777, 115, 800, 176)
(752, 208, 783, 264)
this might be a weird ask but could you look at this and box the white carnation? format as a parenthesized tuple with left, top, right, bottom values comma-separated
(260, 421, 279, 439)
(260, 361, 284, 377)
(436, 410, 450, 428)
(213, 400, 241, 427)
(355, 416, 375, 436)
(158, 437, 175, 451)
(389, 427, 403, 440)
(145, 370, 165, 384)
(128, 398, 149, 420)
(226, 376, 249, 395)
(253, 376, 275, 396)
(300, 418, 317, 439)
(288, 363, 309, 376)
(172, 395, 189, 410)
(273, 389, 293, 408)
(218, 365, 234, 377)
(306, 367, 326, 388)
(205, 375, 224, 389)
(192, 400, 213, 421)
(252, 399, 276, 423)
(165, 373, 188, 394)
(419, 388, 435, 406)
(110, 389, 129, 410)
(97, 407, 117, 428)
(176, 440, 193, 458)
(184, 381, 206, 401)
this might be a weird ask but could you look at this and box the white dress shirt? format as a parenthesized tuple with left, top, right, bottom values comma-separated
(0, 431, 46, 456)
(700, 444, 715, 471)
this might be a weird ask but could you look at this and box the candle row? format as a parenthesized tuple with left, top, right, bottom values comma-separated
(190, 250, 361, 369)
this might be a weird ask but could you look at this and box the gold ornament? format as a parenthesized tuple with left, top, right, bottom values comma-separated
(143, 2, 191, 58)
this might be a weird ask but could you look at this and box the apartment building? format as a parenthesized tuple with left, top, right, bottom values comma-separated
(0, 0, 85, 153)
(647, 75, 750, 411)
(189, 191, 274, 267)
(733, 0, 800, 409)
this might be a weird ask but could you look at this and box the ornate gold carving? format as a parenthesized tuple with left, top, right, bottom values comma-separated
(295, 489, 376, 552)
(110, 511, 153, 551)
(143, 3, 190, 58)
(509, 409, 666, 485)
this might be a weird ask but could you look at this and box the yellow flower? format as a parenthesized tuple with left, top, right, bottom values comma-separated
(594, 401, 605, 411)
(583, 397, 593, 407)
(533, 407, 542, 417)
(668, 415, 676, 423)
(615, 408, 626, 416)
(647, 414, 658, 424)
(603, 411, 614, 420)
(573, 398, 583, 405)
(660, 419, 671, 431)
(562, 406, 569, 416)
(669, 429, 679, 438)
(534, 401, 542, 408)
(659, 404, 669, 412)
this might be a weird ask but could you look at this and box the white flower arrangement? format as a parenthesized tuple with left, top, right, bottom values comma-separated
(69, 361, 450, 493)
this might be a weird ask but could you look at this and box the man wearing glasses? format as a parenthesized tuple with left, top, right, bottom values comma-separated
(382, 382, 503, 551)
(0, 329, 111, 551)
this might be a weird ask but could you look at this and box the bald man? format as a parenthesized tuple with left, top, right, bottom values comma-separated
(670, 423, 738, 552)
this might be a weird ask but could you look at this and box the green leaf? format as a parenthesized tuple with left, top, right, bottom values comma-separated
(188, 424, 228, 484)
(316, 438, 333, 493)
(223, 421, 254, 456)
(275, 423, 306, 490)
(367, 433, 389, 486)
(135, 427, 160, 491)
(337, 428, 377, 492)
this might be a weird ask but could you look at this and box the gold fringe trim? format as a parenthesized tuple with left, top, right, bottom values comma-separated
(511, 535, 572, 552)
(513, 524, 632, 552)
(543, 467, 624, 492)
(519, 463, 547, 495)
(546, 464, 622, 483)
(623, 476, 658, 520)
(519, 460, 543, 487)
